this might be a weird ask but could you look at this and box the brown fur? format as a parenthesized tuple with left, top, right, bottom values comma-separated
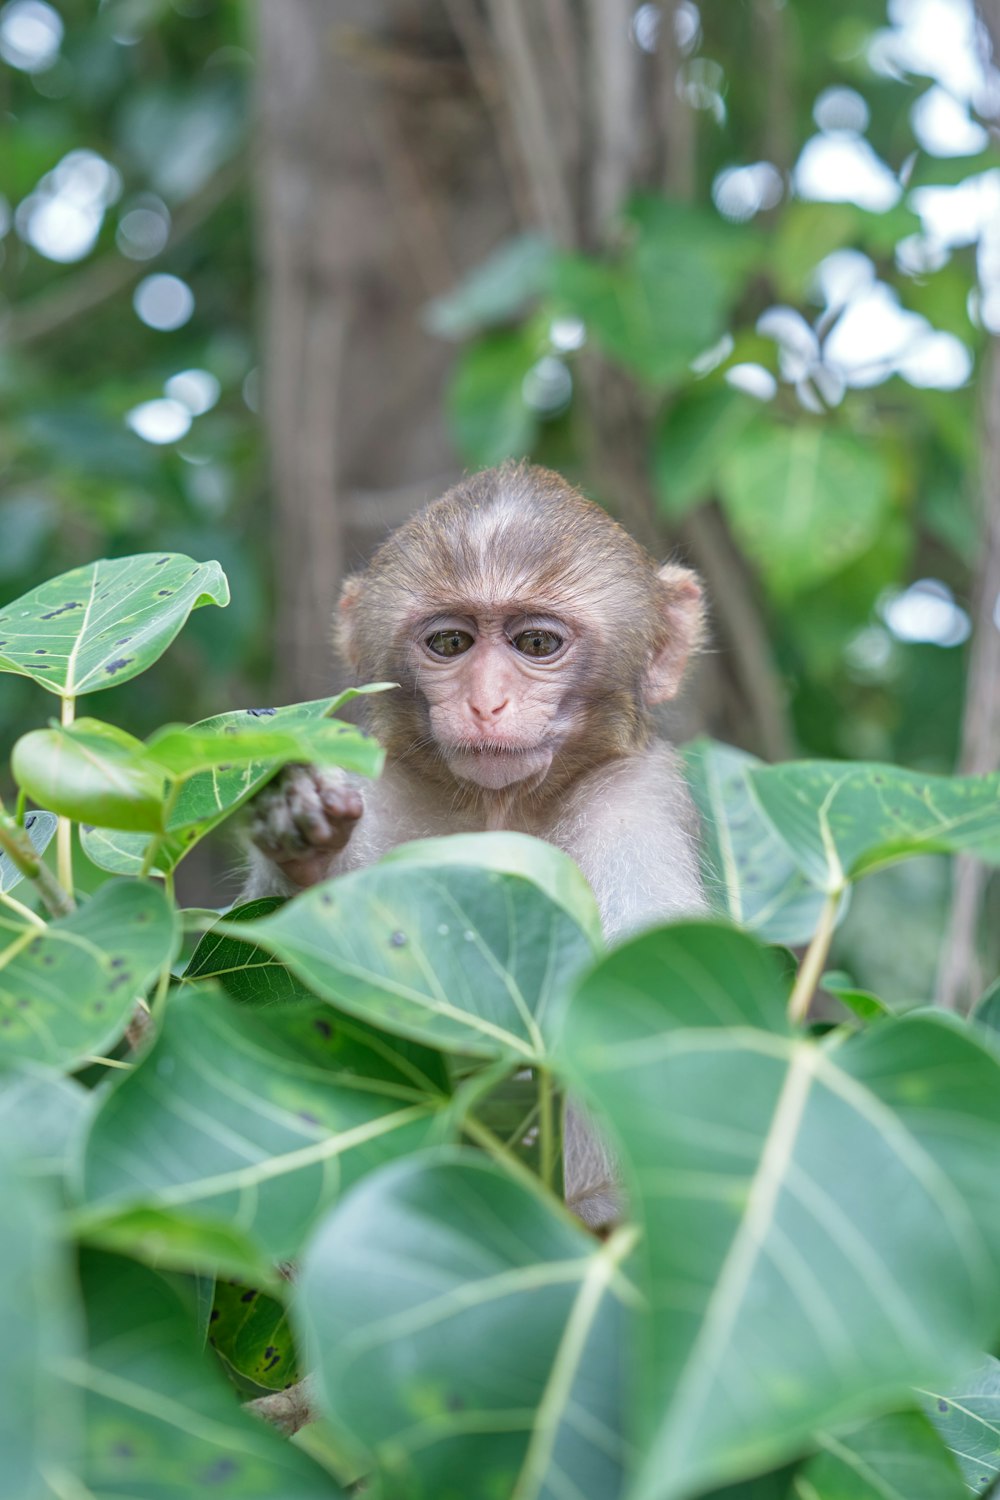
(337, 462, 703, 814)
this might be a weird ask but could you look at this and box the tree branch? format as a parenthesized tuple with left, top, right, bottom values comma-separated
(937, 338, 1000, 1010)
(245, 1375, 317, 1438)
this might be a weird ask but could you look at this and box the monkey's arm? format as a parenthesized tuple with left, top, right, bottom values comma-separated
(241, 764, 363, 900)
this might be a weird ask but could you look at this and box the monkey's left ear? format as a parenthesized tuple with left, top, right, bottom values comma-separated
(645, 564, 706, 703)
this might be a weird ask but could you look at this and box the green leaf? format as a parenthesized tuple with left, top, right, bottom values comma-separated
(559, 921, 1000, 1500)
(0, 1062, 88, 1174)
(448, 328, 540, 466)
(552, 200, 750, 389)
(228, 858, 594, 1063)
(79, 694, 382, 873)
(71, 1252, 339, 1498)
(0, 553, 229, 697)
(653, 387, 761, 519)
(923, 1355, 1000, 1495)
(298, 1151, 630, 1500)
(13, 719, 167, 833)
(718, 426, 891, 597)
(379, 832, 604, 952)
(424, 232, 554, 339)
(0, 880, 178, 1069)
(184, 897, 316, 1005)
(0, 1155, 81, 1496)
(683, 739, 836, 945)
(77, 1207, 273, 1289)
(821, 971, 892, 1023)
(747, 761, 1000, 893)
(79, 823, 192, 878)
(19, 697, 387, 838)
(79, 988, 446, 1266)
(0, 809, 57, 892)
(800, 1412, 967, 1499)
(210, 1280, 300, 1393)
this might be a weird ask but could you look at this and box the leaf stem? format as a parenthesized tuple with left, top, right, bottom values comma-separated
(0, 888, 46, 928)
(788, 889, 841, 1026)
(57, 695, 75, 896)
(538, 1067, 556, 1189)
(0, 803, 74, 918)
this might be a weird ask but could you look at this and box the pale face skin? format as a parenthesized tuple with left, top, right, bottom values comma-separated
(411, 608, 584, 790)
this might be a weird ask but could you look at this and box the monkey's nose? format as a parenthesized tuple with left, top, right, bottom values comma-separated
(469, 697, 508, 721)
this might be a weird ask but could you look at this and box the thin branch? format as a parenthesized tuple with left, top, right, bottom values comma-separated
(483, 0, 576, 243)
(657, 0, 696, 198)
(682, 503, 795, 762)
(937, 338, 1000, 1010)
(245, 1375, 317, 1438)
(585, 0, 640, 239)
(0, 809, 74, 918)
(442, 0, 537, 229)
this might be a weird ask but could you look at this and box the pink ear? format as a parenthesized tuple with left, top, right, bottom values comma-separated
(335, 574, 365, 672)
(645, 564, 706, 704)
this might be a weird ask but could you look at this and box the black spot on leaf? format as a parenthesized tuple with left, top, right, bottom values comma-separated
(34, 648, 46, 655)
(104, 657, 134, 675)
(199, 1457, 239, 1485)
(938, 1399, 949, 1412)
(240, 1289, 257, 1303)
(390, 931, 408, 948)
(247, 707, 276, 717)
(156, 557, 170, 564)
(157, 589, 173, 597)
(314, 1018, 332, 1038)
(40, 602, 80, 619)
(24, 815, 35, 829)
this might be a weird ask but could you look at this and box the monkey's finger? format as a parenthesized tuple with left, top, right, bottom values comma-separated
(318, 782, 363, 822)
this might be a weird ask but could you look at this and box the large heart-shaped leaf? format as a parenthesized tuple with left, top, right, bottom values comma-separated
(0, 1153, 81, 1495)
(70, 1252, 339, 1498)
(923, 1356, 1000, 1494)
(653, 387, 761, 520)
(748, 761, 1000, 893)
(0, 810, 57, 893)
(380, 832, 604, 952)
(228, 856, 594, 1063)
(0, 1062, 88, 1173)
(0, 879, 178, 1068)
(683, 739, 837, 945)
(559, 921, 1000, 1500)
(298, 1151, 631, 1500)
(718, 426, 890, 597)
(80, 692, 387, 875)
(78, 988, 447, 1266)
(0, 553, 229, 697)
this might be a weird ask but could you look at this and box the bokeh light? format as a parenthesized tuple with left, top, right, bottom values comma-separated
(133, 273, 195, 331)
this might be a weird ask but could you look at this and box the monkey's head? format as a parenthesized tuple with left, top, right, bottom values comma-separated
(337, 463, 705, 796)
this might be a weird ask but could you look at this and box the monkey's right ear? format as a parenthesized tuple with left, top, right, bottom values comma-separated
(335, 574, 365, 672)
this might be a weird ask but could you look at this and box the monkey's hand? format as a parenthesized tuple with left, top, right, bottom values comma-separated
(249, 764, 362, 889)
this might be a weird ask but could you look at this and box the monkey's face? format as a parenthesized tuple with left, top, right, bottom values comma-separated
(410, 609, 582, 790)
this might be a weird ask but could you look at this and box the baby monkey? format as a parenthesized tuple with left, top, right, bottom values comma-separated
(247, 461, 707, 1223)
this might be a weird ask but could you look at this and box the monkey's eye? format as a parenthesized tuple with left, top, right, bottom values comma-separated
(513, 629, 563, 658)
(426, 629, 474, 658)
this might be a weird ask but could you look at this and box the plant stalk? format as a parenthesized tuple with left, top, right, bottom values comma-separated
(538, 1067, 556, 1189)
(788, 890, 841, 1026)
(0, 805, 74, 919)
(0, 888, 46, 928)
(57, 695, 75, 896)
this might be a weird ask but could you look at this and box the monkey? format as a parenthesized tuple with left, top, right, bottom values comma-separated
(244, 461, 707, 1225)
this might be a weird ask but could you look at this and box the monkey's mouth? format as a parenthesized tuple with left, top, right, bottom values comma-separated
(444, 740, 554, 790)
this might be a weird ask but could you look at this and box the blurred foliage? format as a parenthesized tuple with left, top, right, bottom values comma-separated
(1, 0, 997, 988)
(0, 0, 259, 757)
